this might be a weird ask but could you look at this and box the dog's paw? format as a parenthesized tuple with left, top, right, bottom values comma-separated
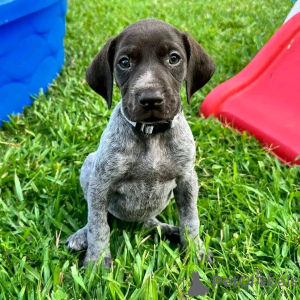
(67, 228, 88, 252)
(83, 250, 112, 268)
(160, 225, 181, 243)
(103, 256, 113, 268)
(197, 247, 214, 264)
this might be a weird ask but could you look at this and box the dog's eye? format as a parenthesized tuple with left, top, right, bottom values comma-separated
(169, 53, 180, 65)
(119, 58, 130, 69)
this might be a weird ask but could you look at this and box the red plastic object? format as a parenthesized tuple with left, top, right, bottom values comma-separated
(200, 12, 300, 166)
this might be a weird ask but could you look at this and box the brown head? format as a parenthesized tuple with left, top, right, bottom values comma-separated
(86, 19, 215, 122)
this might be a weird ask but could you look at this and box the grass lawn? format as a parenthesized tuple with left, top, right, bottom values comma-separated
(0, 0, 299, 299)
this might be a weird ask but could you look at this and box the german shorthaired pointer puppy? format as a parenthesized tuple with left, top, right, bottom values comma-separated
(67, 19, 215, 267)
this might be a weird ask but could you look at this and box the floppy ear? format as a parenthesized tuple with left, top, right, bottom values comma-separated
(86, 37, 116, 109)
(183, 32, 215, 104)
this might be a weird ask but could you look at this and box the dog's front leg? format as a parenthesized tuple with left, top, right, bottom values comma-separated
(84, 175, 111, 267)
(174, 169, 212, 262)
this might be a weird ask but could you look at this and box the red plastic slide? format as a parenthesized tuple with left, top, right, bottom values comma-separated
(200, 12, 300, 165)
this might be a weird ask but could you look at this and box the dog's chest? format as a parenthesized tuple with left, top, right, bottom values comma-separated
(129, 135, 183, 179)
(108, 135, 188, 222)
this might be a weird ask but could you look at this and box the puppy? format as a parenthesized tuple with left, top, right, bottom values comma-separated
(67, 19, 215, 267)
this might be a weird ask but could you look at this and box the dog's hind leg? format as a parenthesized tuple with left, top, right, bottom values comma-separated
(67, 225, 88, 251)
(67, 153, 96, 252)
(144, 217, 180, 243)
(80, 152, 96, 200)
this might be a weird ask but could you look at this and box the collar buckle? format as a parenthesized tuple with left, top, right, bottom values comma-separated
(141, 124, 154, 134)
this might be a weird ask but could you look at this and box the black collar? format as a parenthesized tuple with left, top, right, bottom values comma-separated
(120, 106, 179, 134)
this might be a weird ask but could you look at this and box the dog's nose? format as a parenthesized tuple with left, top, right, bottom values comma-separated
(138, 91, 163, 109)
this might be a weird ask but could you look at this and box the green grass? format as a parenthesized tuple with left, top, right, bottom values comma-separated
(0, 0, 298, 299)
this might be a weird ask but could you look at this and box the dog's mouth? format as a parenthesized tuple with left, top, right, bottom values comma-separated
(141, 109, 178, 123)
(143, 115, 166, 123)
(123, 102, 180, 123)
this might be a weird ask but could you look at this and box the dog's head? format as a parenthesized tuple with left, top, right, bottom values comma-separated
(86, 19, 215, 123)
